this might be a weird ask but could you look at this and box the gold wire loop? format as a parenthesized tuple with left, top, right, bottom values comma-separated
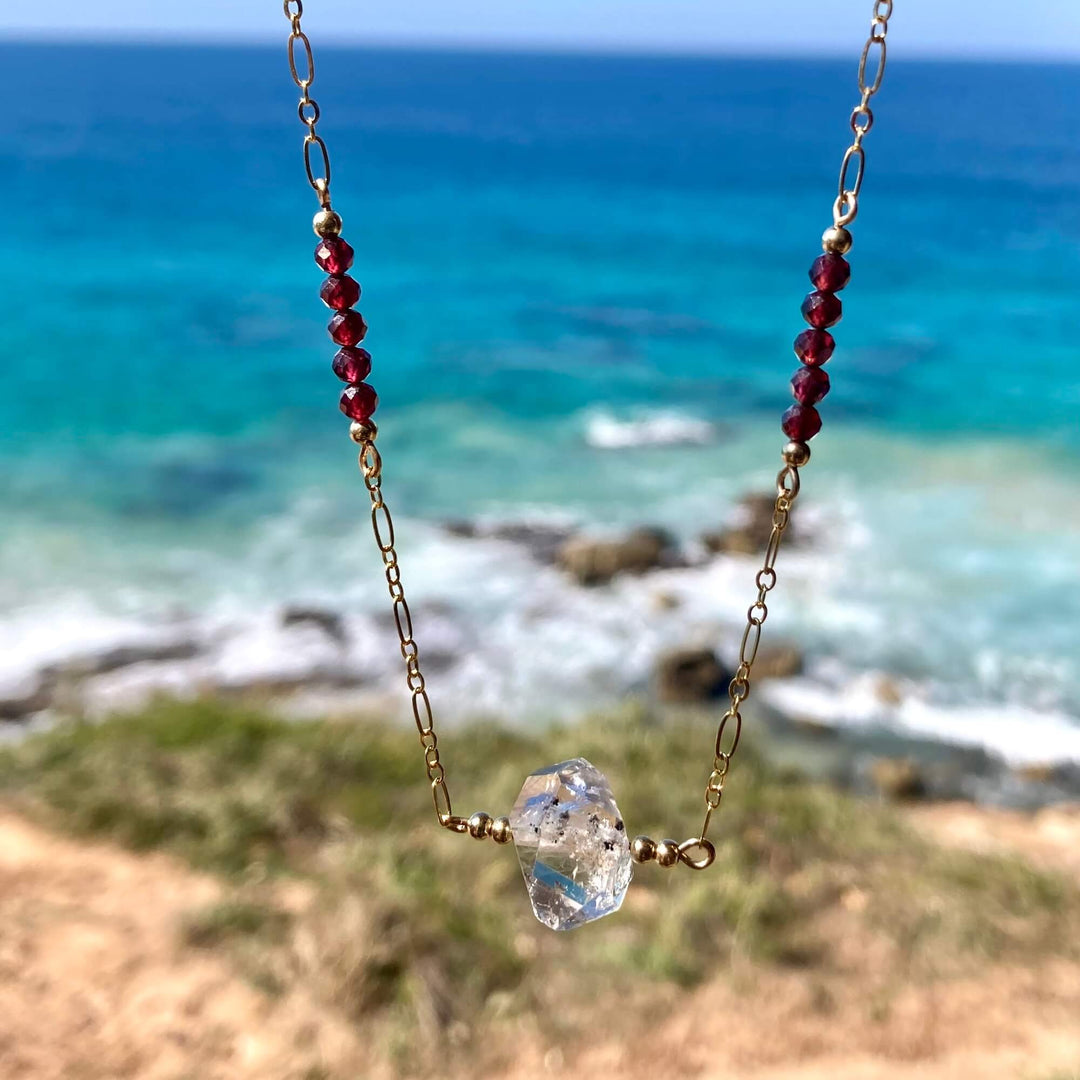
(858, 35, 887, 96)
(677, 838, 717, 870)
(288, 31, 315, 88)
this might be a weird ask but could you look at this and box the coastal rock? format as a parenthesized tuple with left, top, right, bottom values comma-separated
(443, 520, 575, 565)
(654, 647, 732, 704)
(281, 606, 347, 645)
(557, 527, 675, 586)
(752, 643, 804, 681)
(702, 493, 799, 556)
(869, 757, 927, 801)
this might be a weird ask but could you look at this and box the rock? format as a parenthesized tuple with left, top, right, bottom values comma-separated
(558, 527, 675, 586)
(874, 675, 904, 706)
(752, 643, 804, 680)
(40, 640, 201, 681)
(281, 606, 347, 645)
(0, 681, 51, 721)
(702, 492, 798, 556)
(870, 757, 927, 801)
(654, 647, 732, 704)
(443, 520, 575, 565)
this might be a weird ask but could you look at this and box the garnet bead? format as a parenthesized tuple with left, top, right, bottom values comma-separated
(314, 236, 354, 275)
(791, 366, 830, 406)
(332, 346, 372, 384)
(320, 274, 361, 311)
(328, 309, 368, 347)
(809, 253, 850, 293)
(339, 383, 378, 421)
(794, 329, 835, 367)
(781, 403, 823, 442)
(801, 290, 842, 329)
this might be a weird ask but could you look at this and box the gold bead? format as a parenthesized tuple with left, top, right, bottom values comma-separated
(467, 811, 493, 839)
(821, 225, 853, 254)
(313, 208, 343, 238)
(490, 816, 513, 845)
(631, 835, 657, 863)
(655, 839, 680, 868)
(782, 440, 811, 467)
(349, 420, 377, 444)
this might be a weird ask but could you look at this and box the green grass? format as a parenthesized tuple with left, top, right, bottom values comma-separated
(2, 695, 1078, 1070)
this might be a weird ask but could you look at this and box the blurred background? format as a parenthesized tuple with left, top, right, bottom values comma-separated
(1, 3, 1079, 1079)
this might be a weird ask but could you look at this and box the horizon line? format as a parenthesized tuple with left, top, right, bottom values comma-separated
(2, 31, 1079, 64)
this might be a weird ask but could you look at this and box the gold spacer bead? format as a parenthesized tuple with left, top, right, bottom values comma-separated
(313, 208, 343, 238)
(349, 420, 377, 444)
(467, 811, 493, 840)
(631, 835, 657, 863)
(655, 839, 680, 868)
(490, 816, 513, 845)
(822, 225, 853, 255)
(782, 440, 811, 468)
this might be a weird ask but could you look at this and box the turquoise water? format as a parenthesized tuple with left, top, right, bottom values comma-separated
(1, 45, 1078, 759)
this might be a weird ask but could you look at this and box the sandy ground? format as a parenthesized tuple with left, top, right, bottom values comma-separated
(1, 804, 1079, 1080)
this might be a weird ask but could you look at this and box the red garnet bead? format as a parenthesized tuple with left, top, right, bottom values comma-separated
(793, 329, 835, 367)
(314, 236, 354, 275)
(320, 274, 361, 311)
(339, 383, 378, 421)
(328, 309, 368, 346)
(809, 253, 851, 293)
(801, 290, 842, 329)
(791, 366, 831, 406)
(781, 403, 823, 442)
(332, 346, 373, 384)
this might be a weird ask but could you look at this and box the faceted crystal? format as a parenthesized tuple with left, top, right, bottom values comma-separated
(509, 757, 632, 931)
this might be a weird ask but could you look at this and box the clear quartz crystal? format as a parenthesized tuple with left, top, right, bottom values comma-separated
(509, 757, 633, 931)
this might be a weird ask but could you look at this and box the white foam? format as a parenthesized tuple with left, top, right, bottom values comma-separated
(582, 408, 715, 449)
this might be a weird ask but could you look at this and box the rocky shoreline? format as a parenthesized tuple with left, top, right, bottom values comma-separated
(2, 496, 1078, 810)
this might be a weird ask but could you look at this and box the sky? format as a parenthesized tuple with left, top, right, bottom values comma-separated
(3, 0, 1079, 59)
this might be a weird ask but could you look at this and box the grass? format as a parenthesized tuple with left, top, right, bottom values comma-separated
(2, 695, 1078, 1073)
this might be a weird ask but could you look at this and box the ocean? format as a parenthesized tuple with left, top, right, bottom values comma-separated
(1, 43, 1078, 764)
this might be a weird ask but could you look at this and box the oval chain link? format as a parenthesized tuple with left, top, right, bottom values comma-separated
(833, 1, 893, 227)
(284, 1, 332, 208)
(356, 440, 466, 832)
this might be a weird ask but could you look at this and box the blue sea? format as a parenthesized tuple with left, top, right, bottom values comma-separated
(1, 44, 1079, 763)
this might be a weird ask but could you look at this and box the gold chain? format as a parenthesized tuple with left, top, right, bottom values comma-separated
(284, 0, 893, 863)
(356, 437, 467, 832)
(834, 0, 892, 228)
(284, 1, 332, 209)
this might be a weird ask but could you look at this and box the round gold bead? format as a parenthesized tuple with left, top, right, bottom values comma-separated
(631, 835, 657, 863)
(821, 225, 853, 255)
(490, 816, 513, 845)
(467, 811, 493, 840)
(313, 208, 343, 238)
(782, 440, 811, 468)
(349, 420, 378, 444)
(655, 839, 680, 868)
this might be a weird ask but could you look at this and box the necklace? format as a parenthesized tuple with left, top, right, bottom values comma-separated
(280, 0, 894, 931)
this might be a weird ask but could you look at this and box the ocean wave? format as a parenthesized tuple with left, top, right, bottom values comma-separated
(582, 409, 716, 449)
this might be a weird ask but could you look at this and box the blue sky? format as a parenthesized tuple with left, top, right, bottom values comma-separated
(4, 0, 1079, 59)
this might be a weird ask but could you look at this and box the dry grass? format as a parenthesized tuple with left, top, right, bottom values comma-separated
(2, 696, 1079, 1078)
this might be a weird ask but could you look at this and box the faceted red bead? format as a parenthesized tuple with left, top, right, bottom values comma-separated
(809, 253, 850, 293)
(314, 236, 354, 275)
(801, 290, 842, 329)
(340, 383, 378, 421)
(781, 403, 823, 442)
(791, 366, 830, 406)
(332, 346, 372, 384)
(793, 329, 835, 367)
(320, 274, 361, 311)
(328, 309, 368, 346)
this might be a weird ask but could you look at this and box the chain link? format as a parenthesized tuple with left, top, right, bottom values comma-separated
(357, 438, 466, 832)
(833, 0, 893, 227)
(283, 1, 332, 208)
(695, 466, 799, 844)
